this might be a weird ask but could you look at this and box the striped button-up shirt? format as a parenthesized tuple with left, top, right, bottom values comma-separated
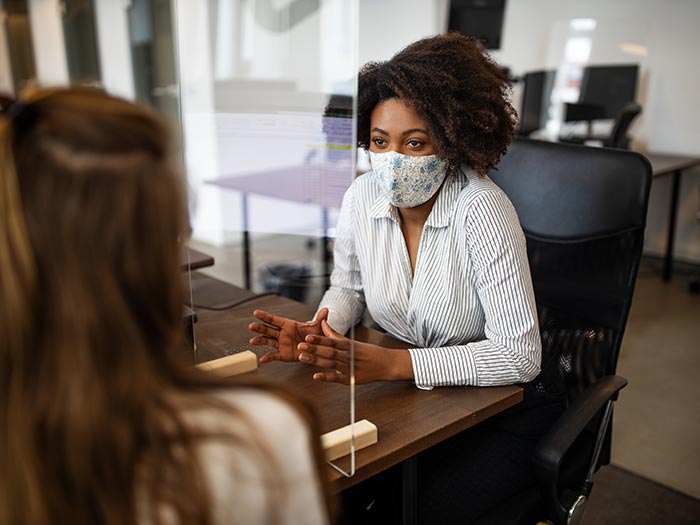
(318, 168, 541, 389)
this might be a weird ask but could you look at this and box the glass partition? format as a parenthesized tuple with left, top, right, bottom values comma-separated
(176, 0, 360, 476)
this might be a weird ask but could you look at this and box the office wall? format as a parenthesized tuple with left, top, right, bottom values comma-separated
(357, 0, 448, 66)
(490, 0, 700, 263)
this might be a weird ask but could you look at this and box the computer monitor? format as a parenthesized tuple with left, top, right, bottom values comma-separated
(447, 0, 507, 50)
(578, 64, 639, 119)
(518, 69, 555, 136)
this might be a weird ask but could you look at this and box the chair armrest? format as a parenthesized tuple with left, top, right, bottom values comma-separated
(533, 374, 627, 523)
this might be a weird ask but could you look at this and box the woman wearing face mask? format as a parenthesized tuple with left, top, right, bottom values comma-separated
(250, 33, 566, 522)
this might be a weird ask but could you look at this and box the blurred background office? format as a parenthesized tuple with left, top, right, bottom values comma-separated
(3, 0, 697, 288)
(1, 0, 698, 519)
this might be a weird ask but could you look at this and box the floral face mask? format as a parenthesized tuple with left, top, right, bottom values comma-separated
(369, 150, 449, 208)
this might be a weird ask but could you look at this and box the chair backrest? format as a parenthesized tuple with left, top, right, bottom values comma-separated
(489, 139, 651, 405)
(606, 102, 642, 149)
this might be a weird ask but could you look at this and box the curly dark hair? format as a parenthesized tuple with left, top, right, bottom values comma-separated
(357, 32, 517, 175)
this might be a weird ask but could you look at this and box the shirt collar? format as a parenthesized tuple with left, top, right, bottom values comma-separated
(424, 169, 469, 228)
(369, 180, 400, 222)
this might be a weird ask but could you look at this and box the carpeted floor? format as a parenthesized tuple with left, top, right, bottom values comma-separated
(582, 465, 700, 524)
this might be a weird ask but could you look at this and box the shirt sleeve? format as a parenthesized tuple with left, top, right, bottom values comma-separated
(316, 184, 366, 335)
(407, 190, 541, 389)
(199, 391, 330, 525)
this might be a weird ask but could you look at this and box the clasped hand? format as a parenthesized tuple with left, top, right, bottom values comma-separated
(249, 309, 410, 384)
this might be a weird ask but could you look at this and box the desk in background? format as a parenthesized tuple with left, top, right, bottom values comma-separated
(181, 247, 215, 271)
(206, 164, 351, 289)
(646, 153, 700, 282)
(188, 271, 523, 493)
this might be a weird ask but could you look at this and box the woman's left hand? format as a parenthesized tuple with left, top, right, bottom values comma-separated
(296, 320, 413, 384)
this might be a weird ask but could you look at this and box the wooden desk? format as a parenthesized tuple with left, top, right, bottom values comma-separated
(182, 247, 215, 271)
(645, 153, 700, 282)
(189, 272, 523, 492)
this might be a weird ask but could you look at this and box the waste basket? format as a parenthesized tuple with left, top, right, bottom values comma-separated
(259, 261, 312, 302)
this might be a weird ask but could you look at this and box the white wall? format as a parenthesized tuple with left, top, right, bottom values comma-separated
(491, 0, 700, 263)
(27, 0, 68, 84)
(358, 0, 448, 66)
(94, 0, 135, 100)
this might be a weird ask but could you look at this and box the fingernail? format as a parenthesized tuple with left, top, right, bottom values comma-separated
(298, 343, 308, 351)
(306, 336, 315, 343)
(299, 354, 311, 362)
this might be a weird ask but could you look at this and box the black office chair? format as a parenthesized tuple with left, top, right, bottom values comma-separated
(605, 102, 642, 149)
(479, 138, 651, 525)
(559, 102, 642, 150)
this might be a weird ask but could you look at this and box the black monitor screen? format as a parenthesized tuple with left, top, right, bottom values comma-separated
(519, 70, 555, 135)
(448, 0, 507, 50)
(578, 64, 639, 119)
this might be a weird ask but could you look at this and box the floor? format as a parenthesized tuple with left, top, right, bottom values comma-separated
(612, 264, 700, 499)
(584, 465, 700, 524)
(189, 237, 700, 500)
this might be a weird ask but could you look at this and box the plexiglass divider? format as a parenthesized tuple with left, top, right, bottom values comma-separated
(176, 0, 361, 477)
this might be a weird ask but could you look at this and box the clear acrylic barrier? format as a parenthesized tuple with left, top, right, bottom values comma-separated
(176, 0, 360, 477)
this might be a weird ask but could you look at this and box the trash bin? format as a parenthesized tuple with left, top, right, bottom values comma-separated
(259, 261, 312, 302)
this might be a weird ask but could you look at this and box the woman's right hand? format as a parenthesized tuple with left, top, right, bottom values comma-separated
(249, 307, 330, 363)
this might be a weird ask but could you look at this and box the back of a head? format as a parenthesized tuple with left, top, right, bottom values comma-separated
(0, 87, 332, 525)
(7, 87, 184, 355)
(0, 87, 190, 524)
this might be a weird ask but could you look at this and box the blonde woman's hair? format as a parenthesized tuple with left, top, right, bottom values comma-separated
(0, 87, 331, 525)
